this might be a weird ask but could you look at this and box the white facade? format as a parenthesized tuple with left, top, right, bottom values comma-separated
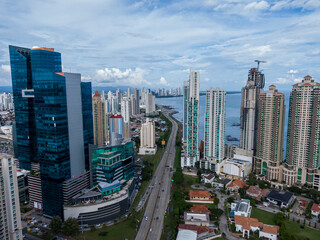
(231, 199, 252, 217)
(0, 154, 23, 240)
(204, 88, 226, 164)
(222, 159, 252, 178)
(145, 93, 155, 114)
(139, 119, 157, 155)
(120, 97, 132, 123)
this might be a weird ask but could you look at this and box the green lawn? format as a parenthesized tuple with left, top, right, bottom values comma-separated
(183, 175, 198, 192)
(285, 221, 320, 240)
(251, 208, 320, 240)
(80, 219, 137, 240)
(250, 207, 276, 225)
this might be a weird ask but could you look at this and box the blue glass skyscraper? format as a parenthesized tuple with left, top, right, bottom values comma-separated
(9, 46, 93, 218)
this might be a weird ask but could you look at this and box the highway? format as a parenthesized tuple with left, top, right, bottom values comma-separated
(135, 108, 178, 240)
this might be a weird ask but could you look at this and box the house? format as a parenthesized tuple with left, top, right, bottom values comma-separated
(246, 186, 270, 201)
(184, 212, 210, 226)
(211, 178, 232, 188)
(226, 179, 248, 191)
(266, 190, 295, 208)
(203, 173, 215, 185)
(190, 204, 211, 214)
(311, 203, 320, 217)
(235, 215, 279, 240)
(178, 224, 214, 239)
(189, 190, 214, 203)
(231, 199, 252, 218)
(298, 199, 308, 210)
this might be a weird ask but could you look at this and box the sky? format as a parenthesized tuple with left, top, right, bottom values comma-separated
(0, 0, 320, 91)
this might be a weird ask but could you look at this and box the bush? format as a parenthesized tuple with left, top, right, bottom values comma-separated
(99, 231, 108, 236)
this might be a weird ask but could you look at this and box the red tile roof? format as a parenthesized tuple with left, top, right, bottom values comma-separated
(262, 225, 280, 235)
(179, 224, 212, 234)
(190, 204, 210, 214)
(93, 90, 101, 97)
(299, 199, 308, 209)
(189, 190, 211, 199)
(227, 179, 248, 189)
(311, 203, 320, 212)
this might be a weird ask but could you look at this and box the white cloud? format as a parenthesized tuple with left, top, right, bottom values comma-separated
(159, 76, 169, 86)
(288, 69, 298, 74)
(244, 1, 270, 10)
(0, 65, 11, 73)
(95, 67, 150, 86)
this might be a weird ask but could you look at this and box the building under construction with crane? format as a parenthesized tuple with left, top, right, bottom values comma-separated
(240, 60, 266, 153)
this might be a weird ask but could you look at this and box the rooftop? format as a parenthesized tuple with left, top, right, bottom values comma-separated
(227, 179, 248, 189)
(266, 190, 294, 204)
(179, 224, 211, 234)
(311, 203, 320, 212)
(190, 204, 210, 214)
(189, 190, 211, 199)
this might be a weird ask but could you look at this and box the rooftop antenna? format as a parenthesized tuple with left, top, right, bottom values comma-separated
(254, 60, 267, 71)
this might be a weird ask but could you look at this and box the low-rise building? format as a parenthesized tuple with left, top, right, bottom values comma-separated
(176, 229, 197, 240)
(266, 190, 294, 209)
(190, 204, 210, 214)
(178, 224, 215, 239)
(311, 203, 320, 217)
(235, 215, 279, 240)
(226, 179, 248, 191)
(184, 212, 210, 226)
(203, 173, 215, 185)
(221, 158, 252, 178)
(231, 199, 252, 218)
(246, 186, 270, 201)
(189, 190, 214, 203)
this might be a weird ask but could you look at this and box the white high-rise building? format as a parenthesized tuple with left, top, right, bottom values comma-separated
(0, 154, 23, 240)
(145, 93, 155, 114)
(139, 119, 157, 155)
(181, 68, 200, 167)
(121, 97, 132, 123)
(202, 88, 226, 173)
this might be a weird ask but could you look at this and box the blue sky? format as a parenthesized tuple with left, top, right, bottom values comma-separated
(0, 0, 320, 91)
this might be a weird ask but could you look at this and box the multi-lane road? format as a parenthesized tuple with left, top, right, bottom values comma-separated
(135, 108, 178, 240)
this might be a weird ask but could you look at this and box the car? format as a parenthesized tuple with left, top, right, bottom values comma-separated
(96, 224, 101, 228)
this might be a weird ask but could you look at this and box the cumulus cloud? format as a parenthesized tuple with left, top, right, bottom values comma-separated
(1, 65, 11, 73)
(95, 67, 150, 87)
(159, 76, 169, 86)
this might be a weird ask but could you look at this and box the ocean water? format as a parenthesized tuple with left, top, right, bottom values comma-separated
(156, 92, 291, 149)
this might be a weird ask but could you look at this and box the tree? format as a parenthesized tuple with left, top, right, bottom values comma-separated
(49, 216, 62, 234)
(63, 218, 79, 236)
(205, 183, 211, 188)
(214, 197, 220, 206)
(248, 173, 257, 186)
(227, 197, 235, 203)
(210, 208, 224, 221)
(274, 212, 285, 226)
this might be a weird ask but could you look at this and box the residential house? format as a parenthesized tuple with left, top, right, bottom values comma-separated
(203, 173, 215, 185)
(190, 204, 210, 214)
(231, 199, 252, 218)
(311, 203, 320, 217)
(189, 190, 214, 203)
(246, 185, 270, 201)
(235, 215, 279, 240)
(266, 190, 295, 209)
(226, 179, 248, 191)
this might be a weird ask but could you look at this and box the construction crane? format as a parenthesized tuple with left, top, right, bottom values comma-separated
(254, 60, 267, 71)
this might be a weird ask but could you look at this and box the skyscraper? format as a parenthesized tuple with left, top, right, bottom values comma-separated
(9, 46, 93, 218)
(202, 88, 226, 172)
(0, 154, 23, 240)
(92, 91, 108, 145)
(121, 97, 132, 123)
(181, 68, 200, 167)
(240, 66, 265, 152)
(133, 88, 140, 115)
(283, 76, 320, 186)
(254, 85, 285, 181)
(145, 92, 155, 114)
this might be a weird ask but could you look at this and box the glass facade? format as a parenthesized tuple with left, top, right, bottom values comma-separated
(90, 142, 134, 191)
(9, 45, 93, 218)
(81, 82, 94, 170)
